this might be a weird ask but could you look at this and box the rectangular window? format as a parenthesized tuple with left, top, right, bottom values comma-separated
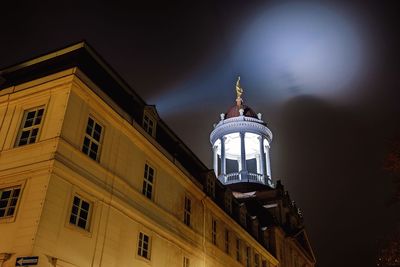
(240, 207, 247, 227)
(224, 193, 232, 214)
(236, 238, 241, 261)
(225, 229, 230, 253)
(142, 164, 155, 200)
(0, 186, 21, 218)
(16, 107, 45, 147)
(184, 196, 191, 226)
(183, 257, 190, 267)
(82, 117, 103, 161)
(255, 253, 260, 267)
(143, 114, 156, 136)
(246, 246, 251, 267)
(138, 232, 151, 259)
(212, 218, 217, 245)
(206, 176, 215, 197)
(69, 195, 91, 231)
(262, 260, 268, 267)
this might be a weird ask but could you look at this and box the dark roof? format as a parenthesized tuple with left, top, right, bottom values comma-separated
(226, 104, 258, 119)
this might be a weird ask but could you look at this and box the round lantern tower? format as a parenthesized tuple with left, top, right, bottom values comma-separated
(210, 77, 273, 190)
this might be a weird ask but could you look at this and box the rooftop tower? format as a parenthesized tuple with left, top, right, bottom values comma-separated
(210, 77, 273, 192)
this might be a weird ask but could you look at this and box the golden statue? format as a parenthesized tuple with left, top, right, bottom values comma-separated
(236, 76, 243, 105)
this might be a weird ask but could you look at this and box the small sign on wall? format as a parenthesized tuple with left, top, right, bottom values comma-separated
(16, 256, 39, 266)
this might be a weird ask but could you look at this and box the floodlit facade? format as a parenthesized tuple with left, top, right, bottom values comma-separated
(0, 42, 316, 267)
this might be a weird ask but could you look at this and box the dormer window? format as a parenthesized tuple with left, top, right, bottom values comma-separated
(142, 107, 158, 137)
(224, 192, 232, 214)
(239, 205, 247, 227)
(206, 175, 215, 198)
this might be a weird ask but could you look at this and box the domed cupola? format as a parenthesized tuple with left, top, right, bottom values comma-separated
(210, 77, 273, 190)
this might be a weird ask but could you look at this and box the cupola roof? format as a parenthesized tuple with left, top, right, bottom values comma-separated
(225, 104, 258, 119)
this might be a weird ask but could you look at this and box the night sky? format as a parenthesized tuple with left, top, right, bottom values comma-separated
(1, 1, 399, 266)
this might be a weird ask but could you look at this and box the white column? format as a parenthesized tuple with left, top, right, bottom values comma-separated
(240, 132, 247, 172)
(265, 144, 271, 179)
(213, 145, 218, 177)
(256, 154, 261, 174)
(220, 137, 226, 176)
(238, 157, 242, 172)
(258, 136, 266, 176)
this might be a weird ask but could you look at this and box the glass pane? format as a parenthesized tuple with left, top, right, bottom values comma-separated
(26, 111, 35, 120)
(31, 128, 38, 136)
(81, 201, 89, 211)
(94, 124, 102, 135)
(1, 190, 11, 199)
(13, 188, 20, 197)
(7, 207, 15, 216)
(77, 218, 87, 229)
(21, 131, 30, 139)
(10, 198, 18, 207)
(69, 214, 77, 224)
(71, 205, 78, 215)
(0, 209, 5, 217)
(93, 131, 100, 141)
(91, 143, 98, 153)
(18, 139, 28, 146)
(24, 118, 34, 128)
(73, 196, 80, 205)
(0, 200, 7, 208)
(82, 145, 89, 154)
(80, 210, 88, 220)
(29, 136, 37, 144)
(34, 116, 42, 125)
(83, 137, 90, 146)
(142, 183, 146, 195)
(88, 118, 94, 127)
(37, 109, 44, 116)
(86, 124, 93, 135)
(89, 151, 97, 160)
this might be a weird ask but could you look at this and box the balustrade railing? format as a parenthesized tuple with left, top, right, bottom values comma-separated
(219, 172, 266, 184)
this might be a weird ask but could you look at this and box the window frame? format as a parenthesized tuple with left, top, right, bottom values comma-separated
(246, 246, 251, 267)
(137, 232, 151, 260)
(255, 253, 260, 267)
(236, 238, 241, 262)
(0, 185, 22, 221)
(142, 112, 157, 137)
(15, 106, 46, 147)
(68, 194, 93, 232)
(142, 163, 156, 200)
(206, 175, 215, 198)
(211, 218, 217, 245)
(184, 195, 192, 227)
(224, 191, 232, 214)
(183, 256, 190, 267)
(81, 116, 104, 162)
(225, 228, 230, 254)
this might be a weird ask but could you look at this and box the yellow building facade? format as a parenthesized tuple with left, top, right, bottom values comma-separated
(0, 42, 315, 267)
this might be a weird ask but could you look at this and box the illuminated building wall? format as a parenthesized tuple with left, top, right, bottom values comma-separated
(0, 42, 315, 267)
